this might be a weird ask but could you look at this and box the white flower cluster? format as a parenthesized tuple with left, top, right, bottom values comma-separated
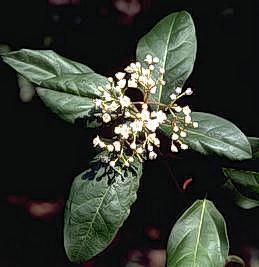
(93, 54, 198, 167)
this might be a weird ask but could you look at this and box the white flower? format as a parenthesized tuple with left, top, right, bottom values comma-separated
(130, 120, 143, 132)
(173, 125, 179, 132)
(103, 91, 112, 101)
(170, 93, 177, 101)
(160, 80, 166, 85)
(130, 142, 136, 150)
(149, 151, 157, 160)
(113, 141, 121, 151)
(99, 141, 106, 148)
(149, 65, 155, 71)
(102, 113, 111, 123)
(180, 131, 187, 138)
(124, 111, 131, 118)
(147, 144, 153, 151)
(125, 66, 133, 73)
(114, 126, 121, 134)
(174, 106, 182, 112)
(183, 106, 191, 115)
(172, 133, 179, 141)
(109, 161, 116, 167)
(124, 161, 130, 167)
(107, 144, 114, 152)
(128, 79, 138, 88)
(142, 103, 148, 110)
(108, 77, 113, 83)
(146, 119, 159, 132)
(185, 88, 193, 95)
(95, 99, 102, 107)
(119, 95, 131, 108)
(155, 110, 167, 123)
(150, 86, 157, 94)
(153, 57, 159, 63)
(117, 79, 127, 89)
(171, 143, 178, 152)
(185, 115, 192, 124)
(128, 156, 134, 163)
(181, 143, 188, 150)
(159, 68, 165, 74)
(115, 72, 126, 80)
(119, 124, 131, 139)
(144, 54, 153, 65)
(141, 109, 150, 121)
(175, 87, 182, 94)
(108, 101, 119, 112)
(193, 122, 199, 128)
(93, 135, 101, 147)
(136, 147, 144, 154)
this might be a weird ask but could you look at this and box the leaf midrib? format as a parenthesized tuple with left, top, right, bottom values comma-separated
(75, 186, 110, 259)
(192, 199, 206, 267)
(157, 15, 176, 105)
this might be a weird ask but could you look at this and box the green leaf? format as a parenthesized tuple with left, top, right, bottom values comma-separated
(2, 49, 93, 84)
(41, 73, 106, 99)
(160, 112, 252, 160)
(223, 180, 259, 209)
(136, 11, 196, 104)
(64, 154, 143, 262)
(248, 137, 259, 158)
(223, 168, 259, 194)
(36, 87, 101, 127)
(167, 199, 229, 267)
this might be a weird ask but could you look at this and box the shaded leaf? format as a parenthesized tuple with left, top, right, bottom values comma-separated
(167, 199, 229, 267)
(160, 112, 252, 160)
(223, 180, 259, 209)
(36, 87, 101, 127)
(223, 168, 259, 194)
(41, 73, 106, 99)
(2, 49, 92, 84)
(64, 154, 143, 262)
(136, 11, 196, 104)
(248, 137, 259, 158)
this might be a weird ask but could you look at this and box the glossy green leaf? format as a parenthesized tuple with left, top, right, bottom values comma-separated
(160, 112, 252, 160)
(64, 154, 143, 262)
(41, 73, 106, 99)
(167, 199, 229, 267)
(223, 168, 259, 194)
(136, 11, 196, 104)
(223, 180, 259, 209)
(2, 49, 92, 85)
(36, 87, 101, 127)
(248, 137, 259, 158)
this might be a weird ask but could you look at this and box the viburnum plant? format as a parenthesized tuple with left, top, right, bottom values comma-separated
(2, 10, 259, 267)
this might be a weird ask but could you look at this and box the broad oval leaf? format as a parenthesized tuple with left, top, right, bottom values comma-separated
(41, 73, 106, 99)
(160, 112, 252, 161)
(36, 87, 101, 127)
(2, 49, 93, 84)
(223, 180, 259, 209)
(136, 11, 196, 104)
(64, 155, 143, 262)
(223, 168, 259, 194)
(248, 137, 259, 158)
(167, 199, 229, 267)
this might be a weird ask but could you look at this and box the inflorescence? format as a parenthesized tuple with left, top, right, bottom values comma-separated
(93, 54, 198, 168)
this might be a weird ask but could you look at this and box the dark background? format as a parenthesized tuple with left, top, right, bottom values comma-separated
(0, 1, 258, 266)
